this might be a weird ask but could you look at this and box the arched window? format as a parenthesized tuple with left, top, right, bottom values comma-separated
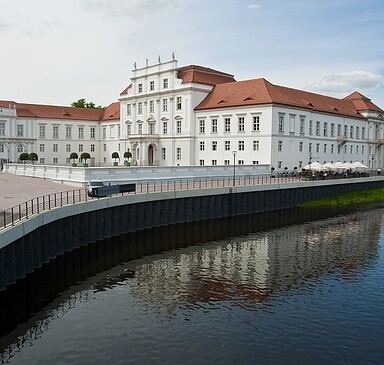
(18, 144, 23, 153)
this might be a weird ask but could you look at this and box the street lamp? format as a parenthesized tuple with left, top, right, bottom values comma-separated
(232, 150, 237, 186)
(371, 153, 375, 175)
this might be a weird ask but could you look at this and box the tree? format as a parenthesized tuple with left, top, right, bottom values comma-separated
(28, 153, 38, 164)
(124, 151, 132, 166)
(80, 152, 91, 166)
(19, 152, 29, 164)
(71, 98, 103, 109)
(112, 152, 119, 166)
(70, 152, 78, 166)
(123, 151, 132, 159)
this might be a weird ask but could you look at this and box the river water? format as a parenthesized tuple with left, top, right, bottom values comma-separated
(1, 207, 384, 364)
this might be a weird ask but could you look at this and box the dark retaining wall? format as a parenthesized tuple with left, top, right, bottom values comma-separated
(1, 179, 383, 291)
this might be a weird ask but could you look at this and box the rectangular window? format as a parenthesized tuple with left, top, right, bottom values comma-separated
(103, 144, 107, 152)
(127, 124, 131, 135)
(309, 120, 313, 135)
(79, 144, 83, 152)
(278, 141, 283, 152)
(200, 141, 205, 151)
(0, 122, 5, 136)
(150, 81, 154, 91)
(200, 159, 204, 166)
(239, 140, 245, 151)
(225, 118, 231, 132)
(212, 141, 217, 151)
(309, 143, 312, 153)
(316, 143, 320, 153)
(238, 117, 245, 132)
(138, 124, 143, 134)
(66, 126, 72, 139)
(350, 126, 354, 139)
(118, 125, 121, 138)
(102, 127, 106, 139)
(40, 158, 45, 164)
(162, 99, 168, 112)
(176, 96, 182, 110)
(323, 122, 328, 137)
(176, 147, 181, 160)
(299, 142, 303, 152)
(212, 119, 218, 133)
(91, 144, 95, 152)
(78, 127, 84, 139)
(253, 116, 260, 131)
(300, 117, 305, 134)
(110, 126, 114, 138)
(356, 127, 360, 139)
(53, 157, 58, 164)
(324, 144, 327, 153)
(356, 145, 359, 154)
(212, 160, 217, 165)
(163, 121, 168, 134)
(149, 100, 154, 113)
(53, 144, 58, 152)
(17, 124, 23, 136)
(331, 144, 334, 154)
(0, 144, 4, 152)
(238, 160, 244, 165)
(278, 161, 282, 169)
(344, 125, 348, 136)
(127, 104, 131, 116)
(90, 127, 95, 139)
(66, 144, 71, 152)
(224, 160, 230, 165)
(362, 127, 365, 139)
(278, 115, 284, 132)
(337, 124, 341, 136)
(199, 120, 205, 134)
(362, 145, 365, 154)
(163, 122, 168, 134)
(138, 102, 143, 114)
(253, 140, 259, 151)
(149, 124, 155, 134)
(39, 125, 46, 138)
(162, 148, 166, 160)
(40, 144, 45, 152)
(177, 120, 182, 134)
(330, 123, 335, 137)
(225, 141, 230, 151)
(138, 83, 143, 93)
(316, 121, 320, 136)
(163, 78, 168, 89)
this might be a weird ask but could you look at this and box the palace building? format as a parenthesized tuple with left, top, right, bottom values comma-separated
(1, 56, 384, 172)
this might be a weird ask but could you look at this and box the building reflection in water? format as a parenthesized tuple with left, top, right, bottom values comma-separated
(0, 207, 382, 360)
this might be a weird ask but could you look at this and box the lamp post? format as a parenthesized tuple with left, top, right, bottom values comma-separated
(371, 153, 375, 175)
(309, 154, 312, 169)
(232, 150, 237, 186)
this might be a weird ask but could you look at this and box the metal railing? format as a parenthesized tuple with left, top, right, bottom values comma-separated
(0, 173, 362, 232)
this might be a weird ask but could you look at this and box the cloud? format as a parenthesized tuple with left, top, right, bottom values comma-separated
(247, 3, 260, 10)
(305, 71, 384, 97)
(81, 0, 178, 21)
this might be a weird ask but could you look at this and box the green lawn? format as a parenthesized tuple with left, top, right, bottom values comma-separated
(297, 188, 384, 208)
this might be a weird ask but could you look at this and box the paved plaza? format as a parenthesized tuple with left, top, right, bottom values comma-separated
(0, 172, 76, 212)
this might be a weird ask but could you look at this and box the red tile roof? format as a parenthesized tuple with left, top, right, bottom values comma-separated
(120, 84, 132, 96)
(177, 65, 236, 86)
(0, 100, 120, 121)
(101, 102, 120, 121)
(195, 78, 383, 119)
(343, 91, 383, 113)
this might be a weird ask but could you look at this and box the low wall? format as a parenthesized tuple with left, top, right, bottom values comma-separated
(1, 177, 384, 290)
(5, 164, 271, 187)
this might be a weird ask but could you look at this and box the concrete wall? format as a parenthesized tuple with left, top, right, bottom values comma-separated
(1, 177, 384, 290)
(5, 163, 271, 187)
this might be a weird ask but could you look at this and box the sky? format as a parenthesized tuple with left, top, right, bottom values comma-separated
(1, 0, 384, 108)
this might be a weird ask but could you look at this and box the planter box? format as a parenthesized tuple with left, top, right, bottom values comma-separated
(113, 162, 118, 166)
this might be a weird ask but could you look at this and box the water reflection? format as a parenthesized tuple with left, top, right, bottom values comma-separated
(0, 207, 382, 364)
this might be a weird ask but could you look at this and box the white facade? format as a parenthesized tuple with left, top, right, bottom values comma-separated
(1, 57, 384, 171)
